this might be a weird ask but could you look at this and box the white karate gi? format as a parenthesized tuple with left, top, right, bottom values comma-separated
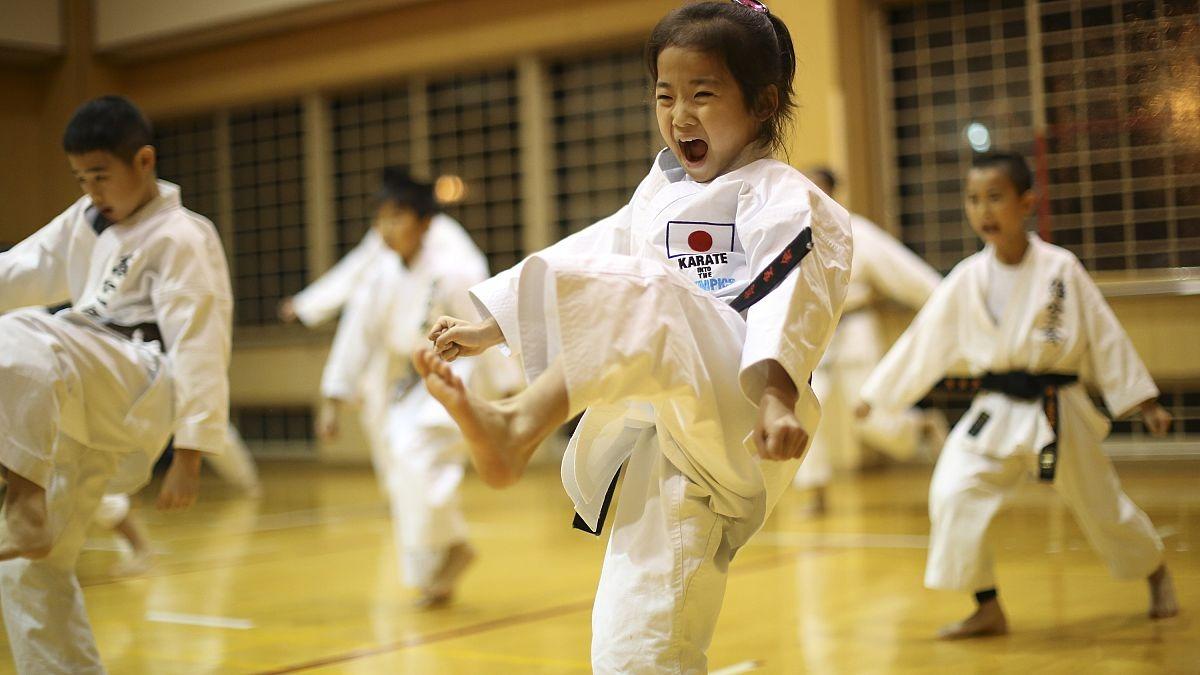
(293, 227, 401, 488)
(0, 182, 232, 674)
(321, 217, 507, 588)
(861, 235, 1163, 593)
(470, 150, 852, 672)
(793, 215, 940, 489)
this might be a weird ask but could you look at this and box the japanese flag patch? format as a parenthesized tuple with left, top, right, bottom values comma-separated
(666, 221, 736, 258)
(664, 220, 746, 294)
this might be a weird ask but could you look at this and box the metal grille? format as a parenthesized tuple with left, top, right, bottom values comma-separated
(550, 48, 659, 239)
(229, 101, 307, 326)
(1038, 0, 1200, 270)
(154, 114, 220, 226)
(885, 0, 1200, 273)
(887, 0, 1036, 273)
(232, 406, 316, 457)
(330, 86, 413, 257)
(427, 69, 523, 271)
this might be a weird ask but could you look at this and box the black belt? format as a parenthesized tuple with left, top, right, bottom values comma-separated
(573, 227, 816, 536)
(728, 227, 813, 313)
(106, 322, 164, 345)
(938, 372, 1078, 482)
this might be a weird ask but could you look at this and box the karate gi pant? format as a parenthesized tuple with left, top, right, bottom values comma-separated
(592, 435, 734, 674)
(793, 360, 924, 491)
(925, 404, 1163, 593)
(381, 386, 469, 589)
(0, 309, 170, 675)
(515, 255, 804, 674)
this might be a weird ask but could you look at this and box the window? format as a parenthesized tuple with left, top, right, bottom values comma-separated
(550, 48, 659, 239)
(229, 101, 307, 326)
(427, 69, 523, 272)
(885, 0, 1200, 272)
(232, 406, 316, 457)
(330, 86, 413, 257)
(886, 1, 1036, 272)
(154, 114, 220, 228)
(1037, 0, 1200, 269)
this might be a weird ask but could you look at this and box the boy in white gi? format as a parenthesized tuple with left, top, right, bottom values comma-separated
(0, 95, 232, 673)
(860, 151, 1179, 639)
(279, 209, 393, 485)
(318, 169, 501, 607)
(792, 167, 945, 513)
(413, 2, 852, 671)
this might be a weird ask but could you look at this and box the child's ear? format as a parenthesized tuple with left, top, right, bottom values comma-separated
(1019, 188, 1037, 215)
(135, 145, 156, 174)
(754, 85, 780, 122)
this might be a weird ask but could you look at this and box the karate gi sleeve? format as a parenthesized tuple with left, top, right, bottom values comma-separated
(739, 190, 853, 403)
(859, 220, 942, 310)
(0, 210, 77, 313)
(292, 229, 385, 327)
(860, 272, 964, 411)
(470, 203, 632, 358)
(320, 271, 385, 402)
(152, 229, 233, 454)
(1075, 261, 1159, 418)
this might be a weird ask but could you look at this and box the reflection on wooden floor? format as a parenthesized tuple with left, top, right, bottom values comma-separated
(0, 460, 1196, 673)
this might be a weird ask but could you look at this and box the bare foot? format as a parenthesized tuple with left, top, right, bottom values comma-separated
(0, 471, 52, 561)
(936, 599, 1009, 640)
(110, 549, 156, 578)
(1148, 564, 1179, 619)
(415, 542, 477, 610)
(412, 348, 539, 487)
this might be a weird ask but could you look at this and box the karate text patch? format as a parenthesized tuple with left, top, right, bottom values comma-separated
(665, 221, 744, 293)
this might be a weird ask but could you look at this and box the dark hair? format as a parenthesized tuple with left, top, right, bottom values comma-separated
(62, 95, 153, 163)
(646, 1, 797, 153)
(806, 165, 837, 194)
(971, 151, 1033, 194)
(377, 166, 438, 218)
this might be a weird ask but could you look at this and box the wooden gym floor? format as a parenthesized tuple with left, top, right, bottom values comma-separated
(0, 459, 1196, 673)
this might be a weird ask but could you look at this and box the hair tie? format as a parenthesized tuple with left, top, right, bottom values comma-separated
(731, 0, 769, 14)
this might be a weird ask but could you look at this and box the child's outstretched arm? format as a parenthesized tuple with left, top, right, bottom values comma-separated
(0, 209, 77, 314)
(860, 271, 963, 414)
(281, 229, 386, 327)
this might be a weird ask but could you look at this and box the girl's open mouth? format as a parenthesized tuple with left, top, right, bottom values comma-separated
(680, 139, 709, 164)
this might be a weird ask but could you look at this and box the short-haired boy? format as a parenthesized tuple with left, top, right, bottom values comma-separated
(860, 151, 1178, 639)
(0, 95, 232, 672)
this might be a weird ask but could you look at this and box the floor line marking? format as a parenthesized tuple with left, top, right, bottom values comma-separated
(253, 550, 808, 674)
(251, 600, 594, 674)
(145, 611, 255, 630)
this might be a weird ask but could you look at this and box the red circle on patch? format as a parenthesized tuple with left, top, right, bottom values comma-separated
(688, 230, 713, 252)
